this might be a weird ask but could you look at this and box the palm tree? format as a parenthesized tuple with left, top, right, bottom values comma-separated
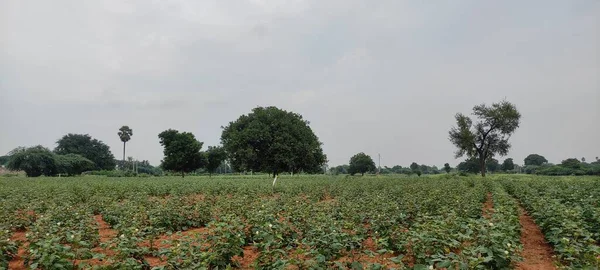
(118, 126, 133, 167)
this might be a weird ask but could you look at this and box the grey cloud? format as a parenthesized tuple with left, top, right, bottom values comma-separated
(1, 0, 598, 167)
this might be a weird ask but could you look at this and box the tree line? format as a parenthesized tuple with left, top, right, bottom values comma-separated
(2, 101, 597, 178)
(2, 106, 327, 178)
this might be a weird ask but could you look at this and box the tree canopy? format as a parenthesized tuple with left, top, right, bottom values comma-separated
(348, 152, 376, 176)
(561, 158, 581, 169)
(158, 129, 205, 177)
(449, 100, 521, 177)
(54, 134, 116, 170)
(0, 155, 10, 166)
(55, 154, 95, 176)
(524, 154, 548, 166)
(118, 126, 133, 164)
(486, 158, 500, 173)
(205, 146, 227, 177)
(443, 163, 451, 173)
(221, 106, 326, 176)
(501, 158, 515, 171)
(6, 146, 57, 177)
(457, 158, 480, 174)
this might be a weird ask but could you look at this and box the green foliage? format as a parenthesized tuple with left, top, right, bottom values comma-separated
(221, 106, 327, 175)
(457, 158, 480, 174)
(561, 158, 582, 169)
(205, 146, 227, 176)
(449, 100, 521, 176)
(501, 176, 600, 268)
(348, 152, 376, 176)
(54, 134, 116, 170)
(55, 154, 95, 176)
(6, 146, 57, 177)
(524, 154, 548, 166)
(501, 158, 515, 171)
(329, 165, 349, 175)
(0, 155, 10, 166)
(534, 162, 600, 176)
(5, 175, 597, 268)
(118, 126, 133, 144)
(444, 163, 451, 173)
(117, 125, 133, 164)
(158, 129, 205, 177)
(486, 158, 500, 173)
(1, 230, 18, 269)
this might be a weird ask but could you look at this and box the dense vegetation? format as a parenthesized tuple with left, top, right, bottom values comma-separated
(2, 174, 597, 269)
(221, 106, 327, 176)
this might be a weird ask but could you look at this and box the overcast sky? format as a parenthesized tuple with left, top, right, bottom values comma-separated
(1, 0, 598, 168)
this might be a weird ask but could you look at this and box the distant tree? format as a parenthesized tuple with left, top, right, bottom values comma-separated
(419, 164, 430, 174)
(524, 154, 548, 166)
(449, 100, 521, 177)
(330, 165, 349, 175)
(158, 129, 206, 178)
(390, 165, 403, 173)
(457, 158, 480, 174)
(54, 134, 116, 170)
(561, 158, 581, 169)
(205, 146, 227, 177)
(55, 154, 95, 176)
(443, 163, 451, 173)
(0, 155, 10, 166)
(348, 153, 376, 176)
(6, 146, 57, 177)
(118, 126, 133, 166)
(221, 107, 327, 178)
(409, 162, 419, 171)
(581, 157, 586, 163)
(415, 170, 422, 177)
(501, 158, 515, 171)
(486, 158, 500, 173)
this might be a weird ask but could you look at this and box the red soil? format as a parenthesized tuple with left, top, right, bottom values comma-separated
(515, 207, 556, 270)
(8, 231, 27, 270)
(482, 192, 494, 218)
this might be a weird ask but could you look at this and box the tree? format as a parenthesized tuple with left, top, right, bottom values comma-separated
(0, 155, 10, 166)
(6, 146, 57, 177)
(221, 107, 327, 178)
(457, 158, 480, 173)
(448, 100, 521, 177)
(118, 126, 133, 166)
(486, 158, 500, 173)
(205, 146, 227, 177)
(501, 158, 515, 171)
(54, 134, 116, 170)
(443, 163, 451, 173)
(561, 158, 581, 169)
(409, 162, 419, 171)
(329, 165, 349, 175)
(524, 154, 548, 166)
(158, 129, 205, 178)
(55, 154, 95, 176)
(348, 153, 376, 176)
(581, 157, 586, 163)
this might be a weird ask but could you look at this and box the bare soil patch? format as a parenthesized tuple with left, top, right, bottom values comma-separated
(482, 192, 494, 218)
(8, 231, 27, 270)
(515, 207, 556, 270)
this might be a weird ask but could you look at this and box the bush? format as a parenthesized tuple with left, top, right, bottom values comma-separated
(6, 146, 57, 177)
(55, 154, 95, 176)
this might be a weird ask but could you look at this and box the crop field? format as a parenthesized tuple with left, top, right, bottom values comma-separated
(1, 175, 599, 269)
